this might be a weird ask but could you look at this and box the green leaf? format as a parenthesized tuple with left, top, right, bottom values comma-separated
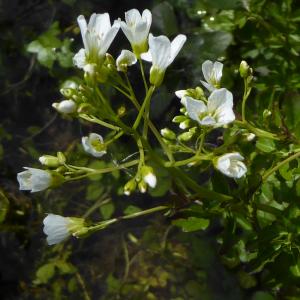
(35, 263, 56, 284)
(124, 205, 141, 215)
(100, 202, 115, 220)
(55, 261, 76, 274)
(252, 291, 275, 300)
(256, 138, 276, 153)
(173, 217, 210, 232)
(86, 183, 103, 201)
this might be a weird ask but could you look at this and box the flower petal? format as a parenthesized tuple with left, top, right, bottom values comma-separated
(148, 34, 171, 70)
(202, 60, 214, 83)
(169, 34, 187, 65)
(185, 96, 207, 123)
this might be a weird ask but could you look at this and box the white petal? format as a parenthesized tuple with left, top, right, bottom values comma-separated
(213, 61, 223, 82)
(52, 100, 76, 114)
(142, 9, 152, 30)
(149, 34, 171, 70)
(175, 90, 186, 99)
(125, 9, 142, 26)
(200, 116, 216, 126)
(185, 97, 207, 123)
(77, 15, 87, 49)
(208, 88, 233, 112)
(120, 21, 134, 44)
(94, 13, 111, 37)
(82, 133, 106, 158)
(215, 107, 235, 126)
(141, 50, 152, 62)
(100, 24, 120, 56)
(73, 48, 87, 69)
(200, 80, 215, 92)
(169, 34, 187, 65)
(116, 50, 137, 71)
(202, 60, 214, 83)
(144, 173, 157, 188)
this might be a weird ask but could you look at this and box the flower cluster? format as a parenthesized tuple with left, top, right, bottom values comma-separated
(17, 8, 253, 247)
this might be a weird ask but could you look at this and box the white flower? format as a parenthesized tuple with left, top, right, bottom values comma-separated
(52, 100, 77, 114)
(116, 50, 137, 71)
(17, 168, 52, 193)
(144, 173, 157, 188)
(141, 33, 186, 86)
(73, 13, 119, 71)
(82, 133, 106, 158)
(200, 60, 223, 91)
(215, 153, 247, 179)
(119, 9, 152, 56)
(43, 214, 71, 245)
(43, 214, 87, 245)
(185, 88, 235, 127)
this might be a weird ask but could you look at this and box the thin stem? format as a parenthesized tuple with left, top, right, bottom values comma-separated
(241, 78, 251, 122)
(65, 159, 139, 182)
(139, 58, 148, 93)
(125, 75, 174, 162)
(133, 85, 155, 130)
(196, 129, 207, 155)
(262, 151, 300, 182)
(105, 131, 124, 146)
(164, 154, 212, 168)
(79, 114, 121, 131)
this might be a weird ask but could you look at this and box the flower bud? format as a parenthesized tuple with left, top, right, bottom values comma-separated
(239, 60, 252, 78)
(161, 128, 176, 140)
(124, 179, 137, 196)
(172, 115, 187, 123)
(263, 109, 272, 119)
(178, 131, 193, 142)
(138, 180, 147, 193)
(141, 166, 157, 189)
(57, 152, 66, 164)
(244, 133, 256, 142)
(39, 155, 60, 168)
(179, 120, 191, 130)
(52, 100, 77, 114)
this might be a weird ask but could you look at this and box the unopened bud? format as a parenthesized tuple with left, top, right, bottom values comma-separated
(179, 120, 191, 130)
(178, 131, 193, 142)
(141, 166, 157, 189)
(239, 60, 252, 78)
(172, 115, 187, 123)
(57, 152, 66, 164)
(263, 109, 272, 119)
(138, 181, 147, 193)
(124, 179, 137, 196)
(161, 128, 176, 140)
(52, 100, 77, 114)
(39, 155, 60, 168)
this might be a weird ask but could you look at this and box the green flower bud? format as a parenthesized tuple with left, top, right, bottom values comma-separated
(67, 217, 88, 238)
(172, 115, 187, 123)
(57, 152, 66, 164)
(39, 155, 60, 168)
(124, 179, 137, 196)
(263, 109, 272, 119)
(161, 128, 176, 140)
(138, 180, 147, 193)
(239, 60, 252, 78)
(178, 131, 193, 142)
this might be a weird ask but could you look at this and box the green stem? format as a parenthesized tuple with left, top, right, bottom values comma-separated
(139, 58, 148, 93)
(262, 151, 300, 181)
(164, 154, 212, 168)
(89, 205, 168, 232)
(79, 114, 121, 131)
(196, 129, 207, 155)
(65, 159, 139, 181)
(133, 85, 155, 130)
(241, 78, 251, 122)
(125, 75, 174, 162)
(105, 131, 124, 146)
